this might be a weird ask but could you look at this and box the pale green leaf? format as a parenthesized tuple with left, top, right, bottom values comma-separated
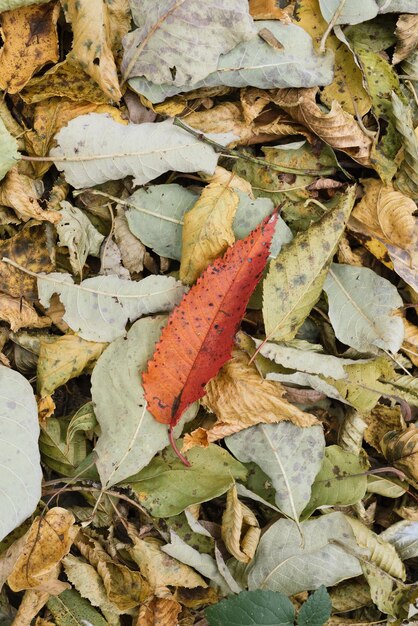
(50, 115, 232, 188)
(56, 201, 104, 276)
(129, 22, 334, 104)
(47, 589, 108, 626)
(366, 475, 407, 498)
(37, 271, 185, 343)
(377, 0, 417, 12)
(0, 366, 42, 542)
(125, 184, 197, 260)
(126, 444, 247, 517)
(122, 0, 256, 85)
(324, 263, 404, 354)
(302, 445, 368, 518)
(67, 402, 98, 445)
(0, 119, 18, 182)
(39, 416, 90, 478)
(263, 188, 355, 342)
(248, 512, 362, 594)
(92, 316, 197, 488)
(319, 0, 378, 24)
(380, 521, 418, 560)
(225, 422, 325, 521)
(267, 371, 346, 403)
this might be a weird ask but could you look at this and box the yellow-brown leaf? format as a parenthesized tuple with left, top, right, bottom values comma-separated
(393, 14, 418, 64)
(0, 167, 61, 224)
(381, 425, 418, 487)
(0, 294, 51, 332)
(222, 485, 260, 563)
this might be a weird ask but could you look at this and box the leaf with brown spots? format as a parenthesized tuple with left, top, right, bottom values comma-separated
(143, 213, 277, 445)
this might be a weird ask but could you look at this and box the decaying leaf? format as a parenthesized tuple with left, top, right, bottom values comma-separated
(0, 293, 50, 331)
(381, 425, 418, 486)
(222, 485, 260, 563)
(393, 14, 418, 63)
(56, 201, 104, 276)
(0, 167, 60, 223)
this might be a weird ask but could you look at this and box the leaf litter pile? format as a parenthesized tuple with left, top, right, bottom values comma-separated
(2, 0, 418, 624)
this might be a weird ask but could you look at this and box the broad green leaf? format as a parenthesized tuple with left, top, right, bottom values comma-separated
(56, 202, 104, 276)
(248, 512, 362, 594)
(367, 475, 407, 498)
(392, 93, 418, 201)
(0, 119, 18, 182)
(302, 445, 368, 519)
(324, 263, 404, 354)
(50, 115, 232, 188)
(125, 184, 197, 260)
(37, 334, 107, 397)
(0, 366, 42, 542)
(37, 271, 185, 343)
(225, 422, 325, 521)
(206, 590, 295, 626)
(263, 188, 355, 342)
(319, 0, 378, 24)
(255, 339, 366, 379)
(47, 589, 108, 626)
(297, 586, 332, 626)
(92, 316, 197, 488)
(67, 402, 98, 445)
(380, 521, 418, 560)
(126, 444, 247, 517)
(122, 0, 256, 85)
(129, 22, 334, 104)
(39, 416, 90, 477)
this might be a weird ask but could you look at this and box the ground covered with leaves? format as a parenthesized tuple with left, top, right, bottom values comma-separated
(1, 0, 418, 624)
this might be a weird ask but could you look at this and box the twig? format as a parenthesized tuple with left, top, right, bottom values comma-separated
(172, 117, 338, 177)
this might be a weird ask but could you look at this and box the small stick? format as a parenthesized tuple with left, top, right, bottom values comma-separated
(169, 425, 191, 467)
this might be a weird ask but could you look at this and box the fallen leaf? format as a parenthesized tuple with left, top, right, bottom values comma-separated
(364, 403, 405, 453)
(392, 93, 418, 201)
(114, 205, 146, 274)
(393, 14, 418, 63)
(381, 425, 418, 486)
(318, 0, 378, 24)
(0, 118, 20, 182)
(0, 2, 60, 93)
(56, 201, 104, 276)
(402, 317, 418, 366)
(136, 595, 182, 626)
(8, 507, 76, 593)
(0, 294, 50, 331)
(47, 589, 108, 626)
(143, 213, 277, 427)
(39, 416, 90, 477)
(221, 485, 260, 563)
(249, 0, 289, 20)
(0, 167, 60, 223)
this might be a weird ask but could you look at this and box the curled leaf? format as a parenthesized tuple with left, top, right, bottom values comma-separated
(222, 485, 260, 563)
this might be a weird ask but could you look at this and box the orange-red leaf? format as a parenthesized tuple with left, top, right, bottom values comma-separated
(143, 213, 278, 427)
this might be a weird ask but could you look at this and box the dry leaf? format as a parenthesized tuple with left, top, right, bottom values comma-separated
(249, 0, 290, 21)
(221, 484, 260, 563)
(37, 395, 55, 420)
(0, 167, 61, 224)
(136, 595, 182, 626)
(364, 404, 406, 454)
(8, 507, 76, 594)
(273, 88, 372, 166)
(381, 425, 418, 487)
(0, 2, 60, 93)
(0, 294, 51, 331)
(402, 317, 418, 367)
(393, 14, 418, 64)
(114, 205, 146, 274)
(11, 589, 50, 626)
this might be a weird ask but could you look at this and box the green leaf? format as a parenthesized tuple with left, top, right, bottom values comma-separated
(56, 201, 104, 276)
(0, 118, 18, 182)
(92, 316, 197, 487)
(126, 444, 247, 517)
(206, 590, 295, 626)
(225, 422, 325, 521)
(67, 402, 98, 444)
(122, 0, 256, 85)
(297, 586, 332, 626)
(324, 263, 404, 354)
(248, 512, 362, 594)
(37, 271, 185, 343)
(263, 188, 355, 342)
(392, 92, 418, 201)
(129, 22, 334, 104)
(302, 445, 368, 519)
(345, 15, 397, 52)
(39, 416, 90, 477)
(0, 366, 42, 542)
(366, 475, 407, 498)
(125, 184, 197, 260)
(319, 0, 378, 24)
(51, 115, 232, 188)
(47, 589, 108, 626)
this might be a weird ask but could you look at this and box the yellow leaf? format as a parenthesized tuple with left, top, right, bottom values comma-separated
(274, 88, 372, 166)
(11, 590, 50, 626)
(393, 14, 418, 64)
(0, 2, 60, 94)
(180, 175, 239, 284)
(37, 395, 56, 420)
(0, 293, 50, 331)
(294, 0, 371, 116)
(204, 165, 253, 195)
(381, 425, 418, 488)
(222, 485, 260, 563)
(0, 167, 61, 223)
(8, 507, 76, 593)
(364, 403, 405, 453)
(61, 0, 129, 101)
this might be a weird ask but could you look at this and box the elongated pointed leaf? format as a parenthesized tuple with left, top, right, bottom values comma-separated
(143, 213, 277, 426)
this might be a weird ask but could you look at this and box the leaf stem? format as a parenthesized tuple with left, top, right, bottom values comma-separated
(168, 426, 191, 467)
(172, 117, 338, 177)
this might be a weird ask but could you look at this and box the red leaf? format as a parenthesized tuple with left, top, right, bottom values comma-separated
(142, 212, 278, 430)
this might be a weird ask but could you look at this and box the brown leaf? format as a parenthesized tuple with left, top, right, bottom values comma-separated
(393, 14, 418, 64)
(0, 2, 60, 93)
(402, 317, 418, 367)
(136, 595, 182, 626)
(273, 88, 372, 166)
(8, 507, 76, 594)
(11, 590, 50, 626)
(364, 404, 405, 453)
(0, 167, 61, 224)
(0, 293, 51, 331)
(114, 205, 146, 274)
(381, 425, 418, 486)
(0, 224, 54, 300)
(37, 395, 56, 420)
(249, 0, 290, 20)
(221, 485, 260, 563)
